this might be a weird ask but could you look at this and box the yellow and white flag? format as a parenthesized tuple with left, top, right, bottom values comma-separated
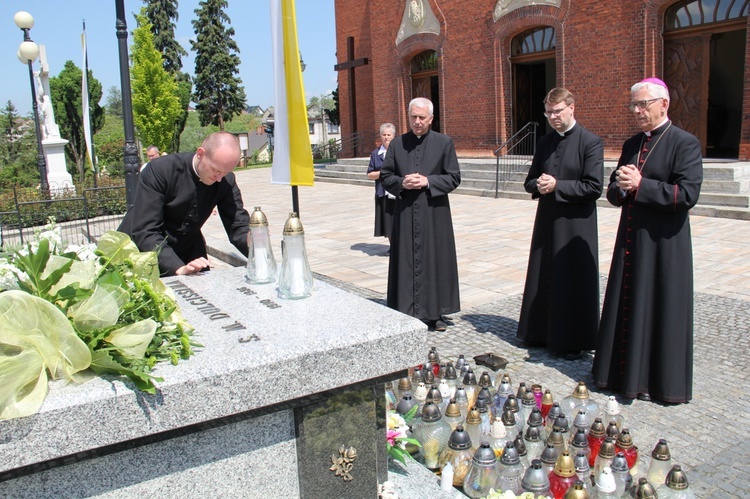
(81, 24, 94, 171)
(270, 0, 314, 186)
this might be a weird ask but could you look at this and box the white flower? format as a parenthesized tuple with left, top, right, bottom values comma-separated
(65, 243, 99, 262)
(0, 259, 27, 291)
(387, 411, 406, 431)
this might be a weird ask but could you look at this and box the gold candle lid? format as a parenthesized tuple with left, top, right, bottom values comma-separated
(249, 206, 269, 227)
(283, 212, 305, 235)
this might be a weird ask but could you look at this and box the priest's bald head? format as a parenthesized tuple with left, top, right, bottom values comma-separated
(194, 132, 242, 185)
(630, 77, 670, 133)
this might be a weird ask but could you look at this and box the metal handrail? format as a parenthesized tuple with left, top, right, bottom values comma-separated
(494, 122, 539, 197)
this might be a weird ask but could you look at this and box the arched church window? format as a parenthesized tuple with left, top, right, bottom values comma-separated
(666, 0, 749, 30)
(511, 27, 555, 55)
(410, 50, 438, 74)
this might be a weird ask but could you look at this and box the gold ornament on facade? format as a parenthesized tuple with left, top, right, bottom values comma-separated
(330, 445, 358, 481)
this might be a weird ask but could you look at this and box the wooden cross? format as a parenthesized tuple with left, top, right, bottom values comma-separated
(334, 36, 368, 156)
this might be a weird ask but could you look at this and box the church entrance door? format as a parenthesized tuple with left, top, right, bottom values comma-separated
(510, 27, 556, 135)
(410, 50, 441, 132)
(664, 2, 748, 159)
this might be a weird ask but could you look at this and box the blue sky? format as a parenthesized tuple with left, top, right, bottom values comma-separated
(0, 0, 337, 116)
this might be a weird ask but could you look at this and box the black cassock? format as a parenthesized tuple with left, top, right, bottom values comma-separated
(593, 121, 702, 403)
(380, 130, 461, 322)
(517, 124, 604, 352)
(119, 153, 250, 276)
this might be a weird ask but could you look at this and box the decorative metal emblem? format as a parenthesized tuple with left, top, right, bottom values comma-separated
(330, 445, 358, 482)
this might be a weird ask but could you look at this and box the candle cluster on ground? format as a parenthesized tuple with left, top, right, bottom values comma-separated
(387, 348, 696, 498)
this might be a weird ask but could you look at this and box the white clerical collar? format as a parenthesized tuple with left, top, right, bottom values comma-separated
(557, 119, 576, 136)
(192, 154, 200, 177)
(645, 117, 670, 137)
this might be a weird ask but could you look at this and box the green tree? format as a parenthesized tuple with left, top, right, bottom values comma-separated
(190, 0, 247, 130)
(93, 112, 124, 177)
(326, 87, 340, 126)
(49, 60, 105, 180)
(131, 10, 182, 154)
(104, 86, 123, 118)
(0, 102, 39, 187)
(144, 0, 192, 152)
(0, 101, 23, 165)
(144, 0, 187, 74)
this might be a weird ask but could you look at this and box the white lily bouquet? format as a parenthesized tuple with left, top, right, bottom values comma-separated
(0, 219, 196, 420)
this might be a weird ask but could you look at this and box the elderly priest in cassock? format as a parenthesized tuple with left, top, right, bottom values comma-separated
(593, 78, 702, 404)
(119, 132, 250, 277)
(517, 87, 604, 360)
(380, 97, 461, 332)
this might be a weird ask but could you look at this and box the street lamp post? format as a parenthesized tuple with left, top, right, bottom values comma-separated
(14, 11, 49, 194)
(115, 0, 140, 208)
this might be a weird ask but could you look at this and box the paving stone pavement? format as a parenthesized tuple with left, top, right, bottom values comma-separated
(204, 167, 750, 497)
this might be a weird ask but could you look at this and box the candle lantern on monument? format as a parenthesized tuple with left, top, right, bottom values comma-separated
(572, 451, 591, 496)
(491, 375, 514, 417)
(443, 399, 464, 431)
(594, 466, 620, 499)
(513, 431, 530, 471)
(413, 400, 451, 470)
(464, 407, 484, 452)
(541, 389, 554, 419)
(548, 450, 577, 499)
(497, 440, 524, 494)
(246, 207, 278, 284)
(454, 386, 470, 421)
(561, 381, 600, 422)
(611, 451, 634, 496)
(629, 477, 658, 498)
(277, 212, 313, 299)
(657, 464, 696, 499)
(587, 418, 606, 467)
(645, 438, 673, 488)
(522, 458, 551, 496)
(523, 424, 545, 462)
(615, 427, 639, 473)
(603, 395, 625, 431)
(438, 424, 474, 487)
(462, 442, 501, 498)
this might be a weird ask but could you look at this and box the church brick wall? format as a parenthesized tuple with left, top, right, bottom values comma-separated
(334, 0, 750, 160)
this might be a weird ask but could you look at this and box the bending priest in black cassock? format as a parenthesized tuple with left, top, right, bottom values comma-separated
(517, 88, 604, 356)
(593, 78, 702, 404)
(381, 97, 461, 331)
(119, 132, 250, 277)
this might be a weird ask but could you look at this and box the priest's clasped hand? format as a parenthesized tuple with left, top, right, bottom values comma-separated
(402, 172, 428, 190)
(537, 173, 556, 194)
(616, 164, 642, 192)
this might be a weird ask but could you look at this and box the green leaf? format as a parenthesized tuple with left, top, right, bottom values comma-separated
(0, 349, 48, 420)
(105, 319, 157, 359)
(88, 349, 162, 394)
(403, 403, 420, 424)
(14, 239, 74, 299)
(96, 231, 140, 264)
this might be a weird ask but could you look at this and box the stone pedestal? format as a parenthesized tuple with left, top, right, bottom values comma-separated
(0, 267, 428, 497)
(42, 137, 74, 193)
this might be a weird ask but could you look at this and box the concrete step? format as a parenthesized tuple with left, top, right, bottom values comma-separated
(319, 158, 750, 220)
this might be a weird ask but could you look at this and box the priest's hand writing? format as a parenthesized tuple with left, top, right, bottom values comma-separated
(175, 257, 210, 275)
(616, 164, 641, 192)
(537, 173, 556, 195)
(402, 173, 428, 190)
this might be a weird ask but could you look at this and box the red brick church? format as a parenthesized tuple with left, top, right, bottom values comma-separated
(333, 0, 750, 159)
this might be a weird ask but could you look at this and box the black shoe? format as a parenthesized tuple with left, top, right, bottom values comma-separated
(637, 393, 652, 401)
(561, 350, 584, 360)
(434, 319, 447, 332)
